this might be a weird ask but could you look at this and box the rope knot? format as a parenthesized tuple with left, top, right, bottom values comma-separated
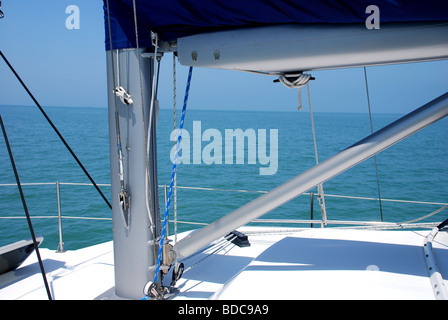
(279, 73, 311, 89)
(278, 73, 313, 111)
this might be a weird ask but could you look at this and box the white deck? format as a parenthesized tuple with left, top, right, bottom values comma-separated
(0, 227, 447, 300)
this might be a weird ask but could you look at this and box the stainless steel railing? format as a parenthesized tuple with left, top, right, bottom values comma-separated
(0, 182, 446, 251)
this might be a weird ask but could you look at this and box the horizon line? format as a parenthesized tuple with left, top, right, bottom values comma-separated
(0, 104, 406, 116)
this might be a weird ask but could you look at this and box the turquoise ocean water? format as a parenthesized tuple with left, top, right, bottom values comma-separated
(0, 105, 447, 250)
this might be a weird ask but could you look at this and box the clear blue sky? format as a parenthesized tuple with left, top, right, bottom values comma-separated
(1, 0, 447, 113)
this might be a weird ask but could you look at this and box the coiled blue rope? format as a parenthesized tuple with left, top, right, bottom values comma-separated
(153, 66, 193, 286)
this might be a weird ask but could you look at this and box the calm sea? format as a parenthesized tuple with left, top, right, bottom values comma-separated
(0, 105, 447, 250)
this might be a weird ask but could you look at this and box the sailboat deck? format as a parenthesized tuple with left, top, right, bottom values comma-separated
(0, 227, 446, 300)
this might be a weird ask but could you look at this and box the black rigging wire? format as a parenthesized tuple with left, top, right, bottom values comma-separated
(0, 115, 53, 300)
(0, 1, 4, 19)
(438, 217, 448, 230)
(0, 50, 112, 210)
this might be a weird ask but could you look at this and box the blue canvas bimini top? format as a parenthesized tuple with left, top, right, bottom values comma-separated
(104, 0, 448, 50)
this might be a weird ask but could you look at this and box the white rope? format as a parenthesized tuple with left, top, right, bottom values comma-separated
(279, 73, 311, 89)
(306, 80, 327, 225)
(144, 31, 159, 238)
(400, 204, 448, 224)
(105, 15, 130, 228)
(279, 73, 312, 110)
(113, 49, 133, 105)
(364, 67, 383, 221)
(129, 0, 157, 261)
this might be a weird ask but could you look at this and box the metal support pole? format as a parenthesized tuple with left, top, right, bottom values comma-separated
(310, 192, 314, 228)
(107, 48, 160, 299)
(173, 92, 448, 260)
(56, 182, 65, 253)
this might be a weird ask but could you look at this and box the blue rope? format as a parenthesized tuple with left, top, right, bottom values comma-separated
(153, 66, 193, 286)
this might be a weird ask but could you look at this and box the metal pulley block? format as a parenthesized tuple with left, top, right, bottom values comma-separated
(114, 86, 133, 105)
